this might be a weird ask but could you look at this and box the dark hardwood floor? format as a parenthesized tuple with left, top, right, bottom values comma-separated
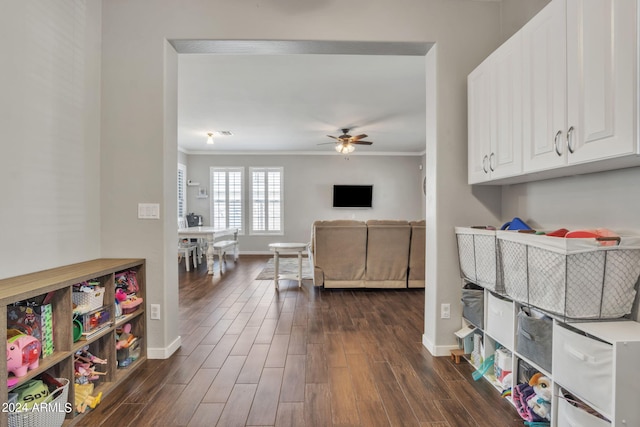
(76, 255, 523, 426)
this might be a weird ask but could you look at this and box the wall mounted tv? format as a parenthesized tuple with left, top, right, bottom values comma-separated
(332, 185, 373, 208)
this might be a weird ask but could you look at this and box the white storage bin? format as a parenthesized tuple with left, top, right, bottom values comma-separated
(557, 397, 610, 427)
(485, 292, 514, 349)
(553, 323, 613, 415)
(455, 227, 503, 293)
(497, 231, 640, 319)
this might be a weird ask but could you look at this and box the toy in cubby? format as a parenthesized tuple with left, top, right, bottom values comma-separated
(73, 346, 106, 414)
(7, 329, 41, 378)
(72, 281, 105, 315)
(74, 346, 107, 385)
(115, 270, 143, 317)
(493, 347, 512, 392)
(512, 365, 552, 424)
(7, 295, 55, 357)
(116, 323, 140, 367)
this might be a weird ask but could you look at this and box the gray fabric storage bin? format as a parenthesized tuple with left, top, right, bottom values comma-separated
(516, 308, 553, 373)
(462, 284, 484, 329)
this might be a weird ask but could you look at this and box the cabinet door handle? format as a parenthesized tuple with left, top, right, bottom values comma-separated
(554, 130, 563, 156)
(482, 155, 489, 173)
(489, 153, 495, 172)
(566, 126, 575, 154)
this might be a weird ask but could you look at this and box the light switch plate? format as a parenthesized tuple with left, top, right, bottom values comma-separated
(138, 203, 160, 219)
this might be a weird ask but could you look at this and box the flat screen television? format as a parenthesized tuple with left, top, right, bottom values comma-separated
(332, 185, 373, 208)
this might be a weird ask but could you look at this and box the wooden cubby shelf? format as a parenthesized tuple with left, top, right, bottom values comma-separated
(0, 259, 146, 427)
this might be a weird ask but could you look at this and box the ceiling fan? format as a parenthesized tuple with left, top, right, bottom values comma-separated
(320, 128, 373, 153)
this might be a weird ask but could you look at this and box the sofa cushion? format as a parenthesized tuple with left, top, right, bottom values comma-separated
(365, 220, 411, 288)
(312, 220, 367, 286)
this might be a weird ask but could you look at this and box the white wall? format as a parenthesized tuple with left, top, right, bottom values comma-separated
(502, 167, 640, 233)
(185, 154, 424, 252)
(0, 0, 102, 279)
(500, 0, 552, 40)
(101, 0, 507, 356)
(0, 0, 556, 358)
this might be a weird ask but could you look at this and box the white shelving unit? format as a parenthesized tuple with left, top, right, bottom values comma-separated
(462, 286, 640, 426)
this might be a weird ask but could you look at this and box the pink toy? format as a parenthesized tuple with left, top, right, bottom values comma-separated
(115, 288, 128, 302)
(7, 332, 41, 377)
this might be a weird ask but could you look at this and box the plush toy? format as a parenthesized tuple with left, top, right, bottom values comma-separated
(512, 373, 552, 423)
(527, 373, 552, 421)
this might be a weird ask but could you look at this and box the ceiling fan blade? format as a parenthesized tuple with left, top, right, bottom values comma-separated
(327, 135, 339, 140)
(352, 141, 373, 145)
(317, 142, 337, 145)
(351, 134, 368, 141)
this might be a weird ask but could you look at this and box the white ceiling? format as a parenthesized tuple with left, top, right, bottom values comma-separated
(177, 53, 427, 155)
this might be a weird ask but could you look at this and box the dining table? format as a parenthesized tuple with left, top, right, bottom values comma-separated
(178, 226, 237, 275)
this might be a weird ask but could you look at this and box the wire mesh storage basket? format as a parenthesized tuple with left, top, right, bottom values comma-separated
(455, 227, 504, 293)
(497, 231, 640, 320)
(8, 378, 69, 427)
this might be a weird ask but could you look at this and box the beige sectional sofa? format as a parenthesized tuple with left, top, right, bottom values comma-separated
(309, 219, 425, 289)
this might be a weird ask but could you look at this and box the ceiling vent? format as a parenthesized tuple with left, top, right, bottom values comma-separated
(216, 131, 233, 136)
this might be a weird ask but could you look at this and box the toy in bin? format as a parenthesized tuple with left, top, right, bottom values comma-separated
(7, 329, 41, 377)
(119, 296, 143, 315)
(77, 306, 111, 337)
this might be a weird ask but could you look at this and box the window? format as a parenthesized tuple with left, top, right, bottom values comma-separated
(250, 167, 283, 235)
(210, 167, 244, 233)
(177, 163, 187, 220)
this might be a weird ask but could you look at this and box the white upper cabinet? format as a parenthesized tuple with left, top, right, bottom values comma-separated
(522, 0, 567, 172)
(565, 0, 637, 164)
(468, 58, 493, 184)
(469, 0, 638, 184)
(468, 33, 523, 184)
(492, 33, 523, 180)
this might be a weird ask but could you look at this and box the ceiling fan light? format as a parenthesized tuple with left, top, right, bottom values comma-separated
(206, 132, 214, 145)
(335, 143, 355, 154)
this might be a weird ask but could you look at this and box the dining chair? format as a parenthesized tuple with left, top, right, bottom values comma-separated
(178, 218, 198, 271)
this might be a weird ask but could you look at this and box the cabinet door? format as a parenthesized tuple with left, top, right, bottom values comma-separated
(522, 0, 568, 173)
(468, 62, 493, 184)
(566, 0, 638, 164)
(491, 33, 523, 180)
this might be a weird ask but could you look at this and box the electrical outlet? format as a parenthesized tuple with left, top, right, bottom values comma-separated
(150, 304, 161, 320)
(441, 303, 451, 319)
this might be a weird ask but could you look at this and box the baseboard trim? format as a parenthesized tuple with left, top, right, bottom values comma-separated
(422, 334, 458, 357)
(147, 335, 182, 359)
